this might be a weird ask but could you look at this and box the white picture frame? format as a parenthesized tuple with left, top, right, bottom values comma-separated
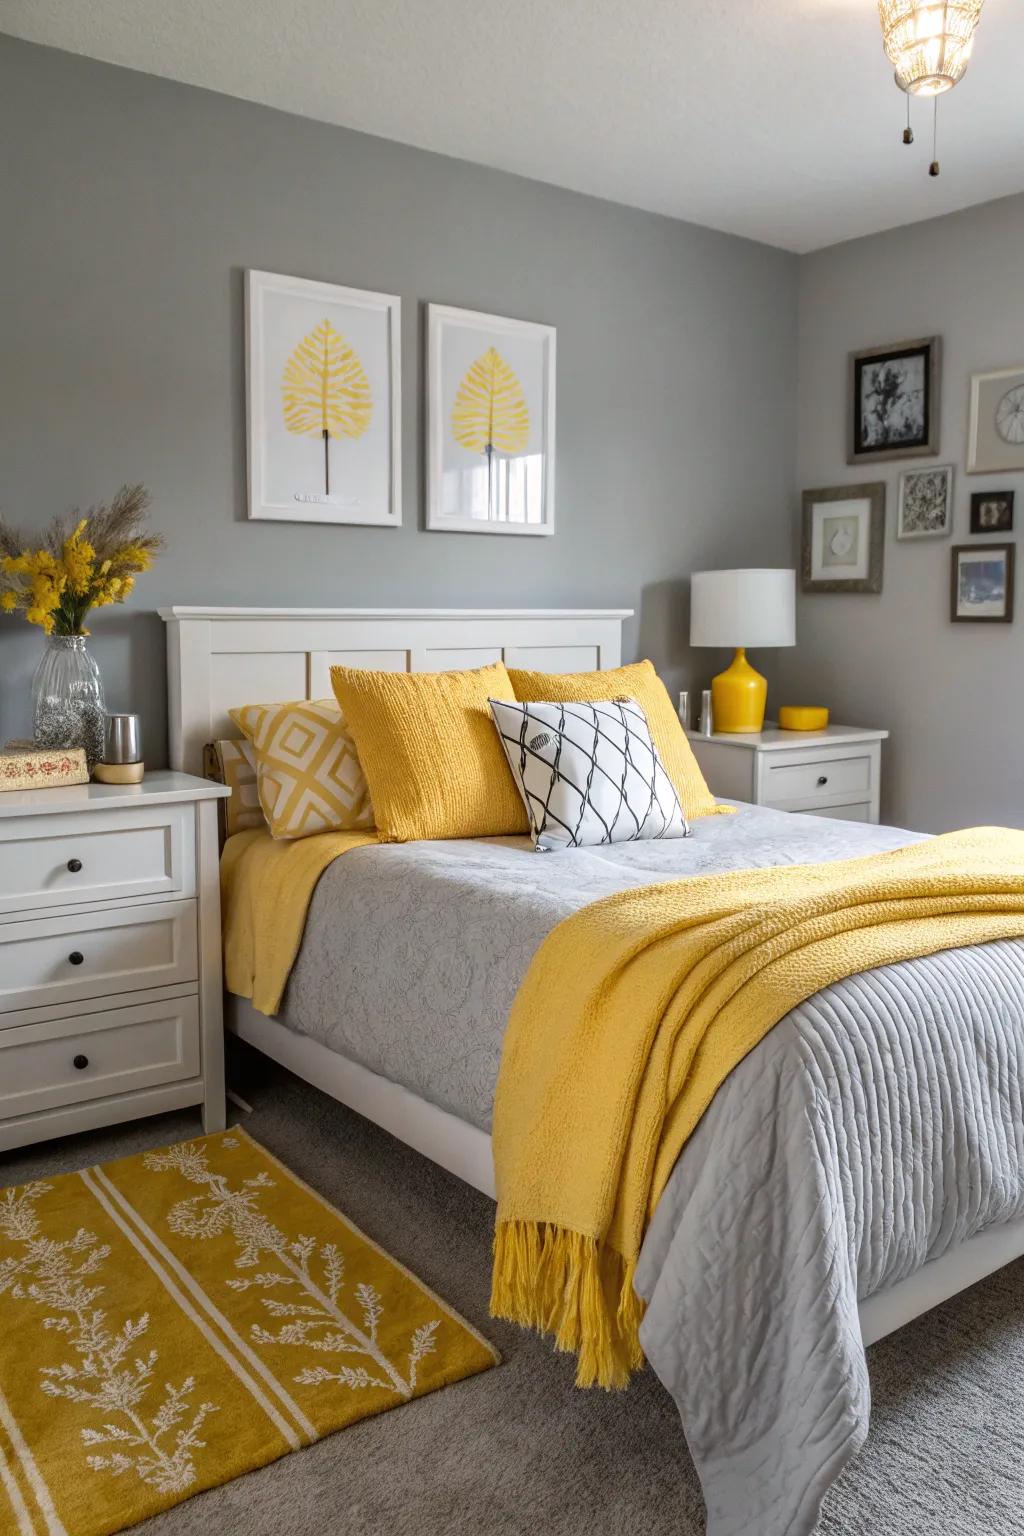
(967, 365, 1024, 475)
(245, 269, 401, 526)
(897, 464, 954, 540)
(426, 303, 555, 536)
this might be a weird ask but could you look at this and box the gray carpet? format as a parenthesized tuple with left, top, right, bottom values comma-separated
(5, 1041, 1024, 1536)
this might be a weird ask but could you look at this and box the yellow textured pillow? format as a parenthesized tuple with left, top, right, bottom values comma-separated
(508, 659, 724, 820)
(330, 661, 528, 842)
(229, 699, 373, 840)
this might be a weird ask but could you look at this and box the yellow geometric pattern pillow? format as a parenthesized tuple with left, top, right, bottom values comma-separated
(229, 698, 373, 840)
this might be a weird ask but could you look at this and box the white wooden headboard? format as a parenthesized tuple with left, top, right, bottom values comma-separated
(159, 606, 633, 774)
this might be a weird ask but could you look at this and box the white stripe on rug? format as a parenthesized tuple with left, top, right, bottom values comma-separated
(0, 1382, 66, 1536)
(89, 1164, 318, 1445)
(0, 1427, 36, 1536)
(79, 1169, 306, 1453)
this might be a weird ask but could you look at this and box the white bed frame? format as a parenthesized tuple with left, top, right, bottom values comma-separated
(161, 604, 1024, 1351)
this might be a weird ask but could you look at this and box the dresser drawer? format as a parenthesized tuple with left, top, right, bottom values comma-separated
(0, 994, 200, 1120)
(0, 901, 198, 1014)
(0, 804, 195, 917)
(763, 752, 872, 807)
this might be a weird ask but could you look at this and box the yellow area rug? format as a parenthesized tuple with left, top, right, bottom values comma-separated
(0, 1127, 499, 1536)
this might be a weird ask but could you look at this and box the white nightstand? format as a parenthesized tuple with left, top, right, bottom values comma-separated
(0, 771, 230, 1151)
(686, 724, 889, 824)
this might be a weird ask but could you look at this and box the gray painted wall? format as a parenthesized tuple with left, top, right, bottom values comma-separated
(0, 36, 797, 766)
(781, 193, 1024, 832)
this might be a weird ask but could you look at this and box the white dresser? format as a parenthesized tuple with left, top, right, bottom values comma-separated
(686, 724, 888, 823)
(0, 772, 230, 1152)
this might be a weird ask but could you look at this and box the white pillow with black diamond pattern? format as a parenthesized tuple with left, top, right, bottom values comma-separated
(489, 696, 691, 852)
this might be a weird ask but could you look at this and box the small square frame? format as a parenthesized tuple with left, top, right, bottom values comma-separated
(969, 489, 1015, 535)
(897, 464, 953, 540)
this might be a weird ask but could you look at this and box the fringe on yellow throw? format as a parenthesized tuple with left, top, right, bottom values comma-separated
(489, 826, 1024, 1389)
(492, 1223, 646, 1389)
(221, 826, 377, 1015)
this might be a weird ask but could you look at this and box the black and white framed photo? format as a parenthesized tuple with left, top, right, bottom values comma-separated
(847, 336, 941, 464)
(801, 483, 886, 593)
(967, 366, 1024, 474)
(950, 544, 1015, 624)
(245, 269, 401, 526)
(427, 304, 555, 536)
(970, 490, 1015, 534)
(897, 465, 953, 540)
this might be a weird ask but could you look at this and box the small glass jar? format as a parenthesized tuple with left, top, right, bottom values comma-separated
(31, 634, 106, 765)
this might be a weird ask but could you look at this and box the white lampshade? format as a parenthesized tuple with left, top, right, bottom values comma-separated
(690, 568, 796, 649)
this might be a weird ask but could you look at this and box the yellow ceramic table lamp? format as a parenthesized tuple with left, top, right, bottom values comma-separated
(689, 568, 796, 733)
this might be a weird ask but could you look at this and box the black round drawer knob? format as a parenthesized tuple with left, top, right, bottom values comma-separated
(73, 1054, 89, 1071)
(817, 775, 829, 787)
(68, 951, 84, 966)
(67, 858, 83, 873)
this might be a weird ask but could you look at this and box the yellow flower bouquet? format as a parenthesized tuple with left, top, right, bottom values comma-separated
(0, 484, 162, 637)
(0, 485, 163, 762)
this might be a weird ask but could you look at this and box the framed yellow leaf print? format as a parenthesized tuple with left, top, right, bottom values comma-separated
(246, 270, 401, 526)
(427, 304, 555, 536)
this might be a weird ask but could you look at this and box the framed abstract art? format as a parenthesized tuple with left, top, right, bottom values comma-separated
(847, 336, 941, 464)
(897, 465, 953, 540)
(426, 304, 556, 535)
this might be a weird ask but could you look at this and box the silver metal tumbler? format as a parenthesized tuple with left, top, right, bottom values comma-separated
(103, 713, 142, 765)
(698, 689, 714, 737)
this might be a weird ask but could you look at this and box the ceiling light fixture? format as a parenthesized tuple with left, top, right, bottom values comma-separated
(877, 0, 985, 175)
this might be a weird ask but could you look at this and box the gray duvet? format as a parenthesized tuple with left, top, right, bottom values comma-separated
(281, 803, 1024, 1534)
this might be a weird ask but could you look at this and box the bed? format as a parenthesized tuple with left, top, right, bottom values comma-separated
(161, 605, 1024, 1534)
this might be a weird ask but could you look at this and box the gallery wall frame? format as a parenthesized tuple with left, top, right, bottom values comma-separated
(969, 489, 1015, 534)
(847, 336, 941, 465)
(966, 365, 1024, 475)
(950, 543, 1015, 624)
(896, 465, 953, 540)
(801, 482, 886, 593)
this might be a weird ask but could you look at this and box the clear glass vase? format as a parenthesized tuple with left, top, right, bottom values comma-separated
(31, 634, 106, 765)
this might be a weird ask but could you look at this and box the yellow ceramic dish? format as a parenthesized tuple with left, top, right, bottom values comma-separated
(778, 705, 830, 732)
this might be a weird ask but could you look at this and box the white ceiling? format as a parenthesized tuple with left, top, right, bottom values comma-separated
(4, 0, 1022, 252)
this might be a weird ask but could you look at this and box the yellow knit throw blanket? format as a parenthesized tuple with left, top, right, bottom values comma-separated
(490, 827, 1024, 1390)
(222, 827, 377, 1015)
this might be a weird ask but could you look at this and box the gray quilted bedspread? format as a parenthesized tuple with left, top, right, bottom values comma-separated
(281, 804, 1024, 1534)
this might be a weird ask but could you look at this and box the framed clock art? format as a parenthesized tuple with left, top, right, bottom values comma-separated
(967, 365, 1024, 474)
